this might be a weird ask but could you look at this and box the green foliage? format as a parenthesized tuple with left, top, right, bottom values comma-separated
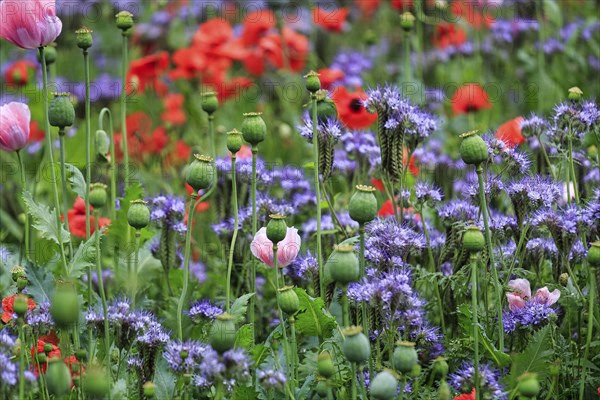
(230, 292, 255, 323)
(65, 163, 86, 199)
(154, 359, 176, 400)
(23, 191, 70, 245)
(293, 287, 336, 339)
(107, 183, 152, 243)
(26, 263, 54, 304)
(66, 231, 99, 280)
(235, 324, 254, 349)
(506, 325, 554, 386)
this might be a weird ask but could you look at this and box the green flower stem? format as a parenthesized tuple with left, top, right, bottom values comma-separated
(476, 165, 504, 351)
(567, 134, 580, 206)
(250, 147, 258, 338)
(358, 366, 368, 400)
(403, 30, 412, 96)
(383, 174, 400, 223)
(399, 376, 406, 400)
(321, 182, 349, 240)
(208, 115, 215, 159)
(38, 46, 68, 276)
(99, 108, 117, 221)
(177, 193, 198, 340)
(16, 150, 30, 261)
(351, 362, 357, 400)
(120, 33, 130, 190)
(359, 225, 373, 381)
(289, 315, 298, 387)
(311, 93, 324, 298)
(94, 211, 112, 399)
(341, 285, 349, 328)
(226, 155, 239, 313)
(535, 134, 555, 180)
(18, 320, 25, 400)
(471, 254, 480, 400)
(536, 0, 545, 111)
(58, 132, 74, 257)
(273, 245, 293, 397)
(83, 48, 92, 239)
(131, 230, 141, 308)
(579, 266, 596, 400)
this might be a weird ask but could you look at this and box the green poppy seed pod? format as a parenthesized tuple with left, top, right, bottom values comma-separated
(50, 284, 80, 328)
(400, 12, 415, 31)
(459, 130, 488, 166)
(16, 276, 28, 291)
(48, 93, 75, 129)
(89, 183, 108, 208)
(587, 241, 600, 267)
(11, 265, 25, 282)
(326, 245, 360, 285)
(277, 285, 300, 315)
(266, 214, 288, 244)
(568, 86, 583, 102)
(370, 370, 398, 400)
(186, 154, 214, 192)
(317, 350, 335, 378)
(432, 356, 449, 380)
(462, 225, 485, 253)
(183, 373, 192, 384)
(115, 11, 134, 31)
(342, 326, 370, 364)
(127, 199, 150, 230)
(438, 379, 451, 400)
(201, 91, 219, 115)
(349, 185, 377, 225)
(44, 343, 54, 353)
(517, 372, 540, 398)
(392, 341, 418, 374)
(41, 44, 57, 65)
(180, 350, 189, 360)
(559, 272, 569, 286)
(226, 129, 243, 154)
(364, 29, 377, 46)
(304, 71, 321, 93)
(75, 349, 87, 363)
(315, 378, 328, 397)
(46, 357, 72, 397)
(241, 112, 267, 146)
(36, 352, 47, 364)
(84, 366, 109, 398)
(96, 129, 110, 158)
(315, 90, 338, 123)
(75, 27, 93, 49)
(13, 294, 29, 317)
(209, 313, 236, 353)
(143, 381, 156, 398)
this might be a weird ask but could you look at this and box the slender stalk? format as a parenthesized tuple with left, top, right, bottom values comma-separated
(289, 315, 298, 386)
(567, 135, 581, 206)
(476, 165, 504, 350)
(177, 193, 197, 340)
(120, 33, 130, 189)
(358, 225, 373, 381)
(398, 376, 406, 400)
(250, 148, 258, 337)
(99, 108, 117, 221)
(311, 93, 324, 297)
(38, 46, 68, 276)
(536, 0, 545, 112)
(132, 231, 141, 307)
(403, 30, 412, 96)
(58, 132, 74, 256)
(226, 155, 239, 313)
(208, 115, 215, 159)
(274, 245, 292, 398)
(341, 285, 349, 328)
(351, 363, 357, 400)
(471, 254, 480, 400)
(16, 150, 29, 261)
(535, 133, 556, 180)
(321, 182, 349, 239)
(579, 266, 595, 400)
(83, 49, 92, 239)
(19, 320, 25, 400)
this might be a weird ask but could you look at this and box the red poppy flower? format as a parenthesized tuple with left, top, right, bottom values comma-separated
(31, 332, 60, 375)
(4, 60, 36, 86)
(66, 197, 111, 239)
(355, 0, 380, 18)
(2, 294, 36, 323)
(451, 84, 492, 115)
(432, 23, 467, 49)
(313, 6, 349, 32)
(454, 389, 476, 400)
(28, 120, 44, 144)
(371, 178, 385, 191)
(391, 0, 414, 10)
(127, 52, 169, 95)
(317, 68, 344, 90)
(331, 87, 377, 129)
(496, 116, 525, 148)
(451, 1, 494, 29)
(161, 94, 186, 126)
(165, 140, 192, 168)
(378, 199, 395, 217)
(240, 10, 275, 45)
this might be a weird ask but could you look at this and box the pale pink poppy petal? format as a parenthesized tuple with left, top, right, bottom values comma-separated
(508, 278, 531, 299)
(0, 0, 62, 49)
(506, 292, 526, 311)
(0, 102, 31, 152)
(277, 227, 301, 268)
(250, 227, 273, 267)
(533, 287, 561, 306)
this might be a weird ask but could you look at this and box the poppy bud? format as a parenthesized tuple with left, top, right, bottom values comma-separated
(462, 225, 485, 253)
(209, 313, 236, 353)
(115, 11, 134, 31)
(342, 326, 370, 364)
(13, 294, 29, 317)
(84, 366, 109, 398)
(392, 341, 418, 374)
(241, 112, 267, 146)
(11, 265, 25, 282)
(143, 381, 156, 398)
(400, 12, 415, 31)
(36, 352, 47, 364)
(75, 27, 93, 50)
(16, 276, 28, 291)
(568, 86, 583, 103)
(559, 273, 569, 286)
(44, 343, 54, 353)
(278, 285, 300, 315)
(46, 357, 72, 397)
(40, 45, 57, 66)
(438, 379, 451, 400)
(75, 348, 87, 363)
(587, 241, 600, 267)
(349, 185, 377, 225)
(49, 93, 75, 130)
(96, 129, 110, 159)
(409, 363, 422, 378)
(459, 130, 488, 166)
(127, 199, 150, 230)
(183, 373, 192, 385)
(316, 377, 328, 397)
(201, 91, 218, 115)
(180, 350, 189, 360)
(432, 356, 449, 380)
(186, 154, 214, 192)
(517, 372, 540, 398)
(370, 370, 398, 400)
(50, 284, 80, 328)
(226, 129, 243, 154)
(315, 90, 338, 123)
(89, 183, 108, 208)
(266, 214, 288, 244)
(364, 29, 377, 46)
(317, 350, 335, 378)
(304, 71, 321, 93)
(326, 245, 360, 285)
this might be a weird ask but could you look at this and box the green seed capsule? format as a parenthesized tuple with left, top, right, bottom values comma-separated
(186, 154, 214, 192)
(209, 313, 236, 353)
(50, 284, 80, 328)
(438, 379, 451, 400)
(16, 276, 28, 291)
(266, 214, 288, 244)
(315, 378, 328, 397)
(315, 90, 338, 123)
(75, 349, 87, 363)
(96, 129, 110, 159)
(11, 265, 25, 282)
(349, 185, 377, 225)
(392, 341, 418, 374)
(75, 27, 93, 49)
(459, 130, 488, 166)
(143, 381, 156, 398)
(278, 285, 300, 315)
(517, 372, 540, 398)
(226, 129, 243, 154)
(304, 71, 321, 93)
(89, 183, 108, 208)
(400, 12, 415, 31)
(13, 294, 29, 317)
(568, 86, 583, 102)
(201, 91, 218, 115)
(342, 326, 370, 364)
(462, 225, 485, 253)
(241, 112, 267, 146)
(317, 350, 335, 378)
(44, 343, 54, 353)
(587, 241, 600, 267)
(370, 370, 398, 400)
(46, 357, 72, 397)
(127, 199, 150, 230)
(41, 45, 57, 65)
(432, 356, 449, 380)
(115, 11, 134, 31)
(84, 366, 109, 398)
(326, 245, 360, 285)
(48, 93, 75, 129)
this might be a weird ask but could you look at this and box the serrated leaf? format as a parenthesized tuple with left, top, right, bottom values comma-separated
(154, 359, 176, 400)
(23, 191, 70, 244)
(65, 163, 86, 199)
(235, 324, 254, 349)
(251, 344, 270, 367)
(26, 263, 54, 304)
(230, 293, 255, 323)
(67, 231, 99, 279)
(293, 287, 336, 339)
(233, 385, 258, 400)
(506, 325, 553, 386)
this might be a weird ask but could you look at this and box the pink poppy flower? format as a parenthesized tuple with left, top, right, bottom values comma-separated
(0, 0, 62, 49)
(0, 102, 31, 152)
(250, 227, 301, 268)
(506, 278, 560, 311)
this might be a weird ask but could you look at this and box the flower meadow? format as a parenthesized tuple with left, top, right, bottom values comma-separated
(1, 0, 600, 399)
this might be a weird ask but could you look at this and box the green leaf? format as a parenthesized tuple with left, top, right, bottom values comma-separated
(506, 325, 553, 386)
(66, 231, 99, 280)
(235, 324, 254, 349)
(65, 163, 86, 199)
(293, 287, 336, 338)
(233, 385, 257, 400)
(251, 344, 270, 367)
(22, 191, 70, 245)
(26, 263, 54, 304)
(154, 359, 176, 400)
(230, 293, 255, 323)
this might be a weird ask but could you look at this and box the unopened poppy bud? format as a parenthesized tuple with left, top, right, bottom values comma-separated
(370, 370, 398, 400)
(392, 341, 418, 374)
(84, 366, 109, 398)
(180, 350, 189, 360)
(37, 352, 47, 364)
(115, 11, 134, 31)
(438, 379, 451, 400)
(16, 276, 28, 291)
(50, 284, 80, 328)
(364, 29, 377, 46)
(40, 44, 57, 65)
(559, 272, 569, 286)
(209, 313, 236, 353)
(568, 86, 583, 102)
(432, 356, 449, 379)
(186, 154, 214, 192)
(304, 71, 321, 93)
(49, 93, 75, 130)
(96, 129, 110, 159)
(278, 285, 300, 315)
(587, 241, 600, 267)
(183, 373, 192, 384)
(459, 130, 488, 166)
(316, 378, 328, 397)
(349, 185, 377, 225)
(326, 245, 360, 285)
(75, 349, 87, 362)
(143, 381, 156, 398)
(226, 129, 243, 154)
(400, 12, 415, 31)
(315, 90, 338, 123)
(266, 214, 288, 244)
(46, 357, 72, 397)
(241, 112, 267, 146)
(11, 265, 25, 282)
(342, 326, 370, 364)
(44, 343, 54, 353)
(462, 225, 485, 253)
(127, 200, 150, 230)
(13, 294, 29, 317)
(75, 27, 93, 49)
(517, 372, 540, 398)
(89, 183, 108, 208)
(201, 91, 218, 115)
(317, 350, 335, 378)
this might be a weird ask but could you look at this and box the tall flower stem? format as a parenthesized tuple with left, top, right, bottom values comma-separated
(351, 363, 358, 400)
(16, 150, 29, 261)
(226, 155, 239, 313)
(83, 48, 92, 239)
(18, 320, 25, 400)
(131, 230, 141, 308)
(470, 254, 480, 400)
(403, 30, 412, 97)
(579, 267, 595, 400)
(120, 33, 130, 190)
(93, 211, 111, 399)
(58, 131, 73, 257)
(249, 147, 258, 337)
(38, 46, 68, 276)
(358, 225, 373, 380)
(176, 193, 197, 340)
(208, 115, 215, 159)
(536, 133, 556, 180)
(476, 165, 504, 351)
(567, 135, 581, 207)
(289, 315, 298, 385)
(311, 93, 324, 297)
(273, 246, 292, 397)
(398, 376, 406, 400)
(341, 285, 350, 327)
